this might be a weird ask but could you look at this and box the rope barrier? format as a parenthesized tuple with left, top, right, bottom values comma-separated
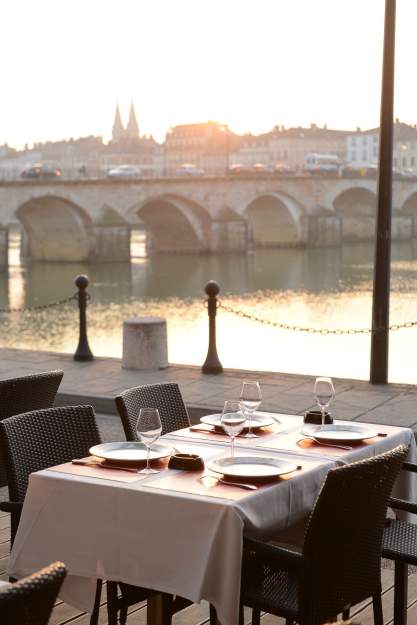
(219, 302, 417, 335)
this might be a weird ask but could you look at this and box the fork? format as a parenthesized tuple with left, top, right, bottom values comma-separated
(198, 475, 257, 491)
(297, 437, 352, 451)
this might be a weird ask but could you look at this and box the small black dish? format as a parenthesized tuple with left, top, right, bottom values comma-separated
(168, 453, 205, 471)
(304, 410, 333, 425)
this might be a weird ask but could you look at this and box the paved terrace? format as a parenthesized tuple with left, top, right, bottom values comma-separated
(0, 347, 416, 430)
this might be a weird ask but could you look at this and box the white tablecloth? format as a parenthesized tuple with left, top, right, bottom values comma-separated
(8, 414, 416, 625)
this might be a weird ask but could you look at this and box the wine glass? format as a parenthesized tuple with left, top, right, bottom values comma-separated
(221, 400, 246, 458)
(239, 380, 262, 438)
(136, 408, 162, 474)
(314, 377, 335, 426)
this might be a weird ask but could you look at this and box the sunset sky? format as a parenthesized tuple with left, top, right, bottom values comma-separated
(1, 0, 416, 148)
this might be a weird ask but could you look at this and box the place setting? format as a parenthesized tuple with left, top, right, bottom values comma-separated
(145, 395, 304, 499)
(174, 380, 283, 443)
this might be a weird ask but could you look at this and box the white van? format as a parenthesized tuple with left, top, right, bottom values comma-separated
(304, 153, 340, 174)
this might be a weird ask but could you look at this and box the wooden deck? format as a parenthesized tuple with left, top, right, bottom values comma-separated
(1, 508, 416, 625)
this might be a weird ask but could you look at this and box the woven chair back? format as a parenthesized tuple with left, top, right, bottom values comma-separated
(301, 444, 408, 623)
(0, 561, 66, 625)
(0, 370, 64, 486)
(0, 370, 63, 420)
(0, 405, 101, 504)
(115, 382, 190, 438)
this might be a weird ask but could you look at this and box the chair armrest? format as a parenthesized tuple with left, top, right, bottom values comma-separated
(388, 497, 417, 515)
(0, 501, 23, 514)
(402, 462, 417, 473)
(243, 536, 304, 572)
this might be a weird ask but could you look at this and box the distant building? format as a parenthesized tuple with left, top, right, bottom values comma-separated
(230, 133, 271, 169)
(103, 102, 162, 175)
(346, 120, 417, 171)
(164, 121, 238, 175)
(270, 124, 349, 170)
(230, 124, 350, 171)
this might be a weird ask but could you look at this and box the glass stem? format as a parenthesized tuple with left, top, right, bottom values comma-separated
(146, 445, 150, 470)
(231, 436, 235, 457)
(321, 407, 325, 425)
(248, 411, 252, 435)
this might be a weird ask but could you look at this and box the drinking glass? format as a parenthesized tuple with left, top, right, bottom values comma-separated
(136, 408, 162, 474)
(221, 400, 246, 458)
(314, 377, 335, 426)
(239, 380, 262, 438)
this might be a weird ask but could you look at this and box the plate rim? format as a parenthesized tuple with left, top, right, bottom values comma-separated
(207, 455, 297, 478)
(89, 441, 175, 461)
(201, 413, 275, 429)
(300, 423, 378, 441)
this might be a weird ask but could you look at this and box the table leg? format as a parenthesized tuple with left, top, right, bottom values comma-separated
(147, 595, 164, 625)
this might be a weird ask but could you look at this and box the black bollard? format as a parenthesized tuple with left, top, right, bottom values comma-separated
(74, 274, 94, 362)
(202, 280, 223, 374)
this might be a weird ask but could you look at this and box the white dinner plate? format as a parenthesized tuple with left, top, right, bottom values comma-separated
(201, 413, 276, 429)
(207, 455, 297, 479)
(300, 423, 378, 443)
(89, 442, 175, 463)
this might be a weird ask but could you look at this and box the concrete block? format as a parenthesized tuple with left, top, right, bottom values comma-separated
(122, 317, 168, 370)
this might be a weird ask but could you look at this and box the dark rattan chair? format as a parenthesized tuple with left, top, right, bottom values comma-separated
(0, 561, 66, 625)
(382, 461, 417, 625)
(112, 383, 192, 625)
(0, 404, 100, 547)
(231, 445, 408, 625)
(0, 405, 103, 625)
(0, 369, 64, 486)
(115, 382, 190, 439)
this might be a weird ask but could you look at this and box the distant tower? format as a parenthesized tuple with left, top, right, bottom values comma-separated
(112, 103, 124, 142)
(125, 101, 140, 139)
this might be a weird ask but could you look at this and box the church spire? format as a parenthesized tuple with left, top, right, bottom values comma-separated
(126, 101, 139, 139)
(112, 103, 124, 142)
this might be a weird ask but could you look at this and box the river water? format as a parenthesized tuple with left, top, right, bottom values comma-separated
(2, 229, 417, 384)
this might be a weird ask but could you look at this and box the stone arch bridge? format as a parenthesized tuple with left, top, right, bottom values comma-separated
(1, 175, 417, 261)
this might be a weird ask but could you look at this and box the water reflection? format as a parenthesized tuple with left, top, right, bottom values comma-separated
(3, 229, 417, 383)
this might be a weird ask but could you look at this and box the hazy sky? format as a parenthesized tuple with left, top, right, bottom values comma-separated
(1, 0, 416, 148)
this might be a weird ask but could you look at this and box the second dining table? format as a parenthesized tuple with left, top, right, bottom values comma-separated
(8, 412, 417, 625)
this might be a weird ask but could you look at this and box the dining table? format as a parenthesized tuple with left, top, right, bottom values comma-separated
(8, 412, 417, 625)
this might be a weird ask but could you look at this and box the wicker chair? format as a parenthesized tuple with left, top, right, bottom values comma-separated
(0, 404, 100, 547)
(115, 382, 190, 439)
(0, 370, 64, 486)
(0, 561, 66, 625)
(231, 445, 409, 625)
(0, 405, 104, 625)
(112, 383, 192, 625)
(382, 461, 417, 625)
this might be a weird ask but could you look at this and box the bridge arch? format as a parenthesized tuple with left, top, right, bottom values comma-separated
(132, 194, 211, 252)
(244, 192, 304, 247)
(333, 187, 377, 242)
(333, 187, 377, 216)
(17, 195, 92, 261)
(401, 190, 417, 215)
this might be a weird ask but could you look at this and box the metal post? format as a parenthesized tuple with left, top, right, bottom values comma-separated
(370, 0, 396, 384)
(202, 281, 223, 374)
(74, 274, 94, 362)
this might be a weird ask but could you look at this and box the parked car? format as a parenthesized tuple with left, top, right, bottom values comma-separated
(107, 165, 141, 178)
(175, 163, 205, 176)
(228, 163, 250, 175)
(21, 162, 62, 179)
(272, 163, 296, 175)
